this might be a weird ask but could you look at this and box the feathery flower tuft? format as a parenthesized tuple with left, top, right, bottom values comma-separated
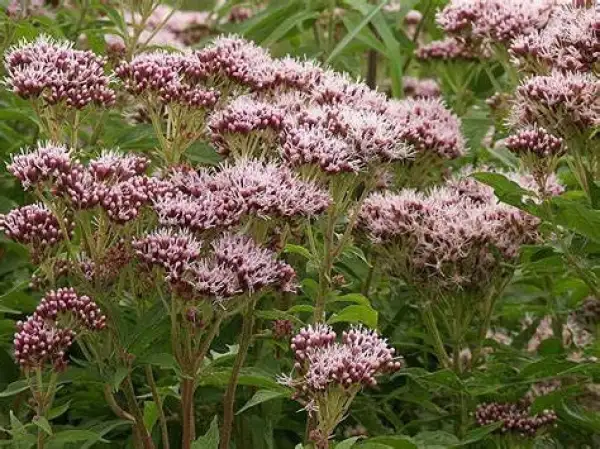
(4, 35, 115, 107)
(213, 159, 330, 218)
(416, 37, 489, 60)
(207, 95, 283, 155)
(387, 98, 466, 159)
(101, 176, 156, 223)
(133, 228, 202, 279)
(273, 57, 325, 92)
(511, 6, 598, 71)
(7, 141, 72, 189)
(56, 165, 105, 209)
(184, 233, 296, 300)
(436, 0, 552, 44)
(511, 71, 600, 130)
(195, 35, 276, 90)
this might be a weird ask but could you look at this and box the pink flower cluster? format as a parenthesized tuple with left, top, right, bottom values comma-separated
(4, 36, 115, 108)
(387, 98, 466, 159)
(475, 401, 557, 436)
(115, 52, 219, 108)
(133, 228, 202, 280)
(13, 288, 105, 370)
(7, 141, 72, 189)
(511, 71, 600, 130)
(505, 126, 565, 158)
(154, 159, 330, 231)
(207, 95, 283, 154)
(402, 77, 441, 98)
(0, 203, 71, 255)
(89, 150, 150, 182)
(280, 102, 412, 174)
(416, 37, 487, 61)
(358, 178, 540, 291)
(511, 6, 599, 72)
(286, 324, 402, 394)
(436, 0, 552, 44)
(184, 233, 296, 300)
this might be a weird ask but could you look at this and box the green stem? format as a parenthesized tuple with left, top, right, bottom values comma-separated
(145, 366, 170, 449)
(421, 303, 451, 368)
(220, 302, 256, 449)
(124, 374, 155, 449)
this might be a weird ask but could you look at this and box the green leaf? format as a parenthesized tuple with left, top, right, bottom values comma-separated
(335, 437, 361, 449)
(327, 293, 371, 307)
(548, 196, 600, 243)
(328, 304, 378, 328)
(49, 430, 108, 445)
(143, 401, 158, 433)
(260, 10, 319, 47)
(236, 389, 288, 415)
(365, 436, 418, 449)
(284, 244, 313, 260)
(192, 416, 220, 449)
(472, 172, 531, 208)
(141, 353, 179, 371)
(326, 1, 388, 64)
(32, 416, 52, 436)
(0, 379, 29, 397)
(111, 366, 129, 392)
(47, 402, 70, 420)
(455, 422, 502, 446)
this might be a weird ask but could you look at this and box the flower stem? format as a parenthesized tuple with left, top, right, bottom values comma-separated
(181, 377, 196, 449)
(145, 366, 170, 449)
(220, 302, 256, 449)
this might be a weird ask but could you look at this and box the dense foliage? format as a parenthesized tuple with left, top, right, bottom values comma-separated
(0, 1, 599, 449)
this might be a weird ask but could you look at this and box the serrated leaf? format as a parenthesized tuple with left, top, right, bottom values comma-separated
(141, 353, 179, 371)
(365, 436, 418, 449)
(284, 244, 313, 260)
(47, 402, 70, 420)
(192, 416, 220, 449)
(455, 422, 502, 446)
(236, 389, 288, 415)
(328, 304, 378, 328)
(49, 430, 108, 444)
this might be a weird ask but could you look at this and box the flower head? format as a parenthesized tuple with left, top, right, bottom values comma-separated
(475, 400, 557, 436)
(56, 164, 105, 209)
(14, 318, 74, 371)
(7, 141, 72, 189)
(207, 95, 283, 155)
(89, 150, 150, 182)
(5, 35, 115, 107)
(213, 159, 330, 219)
(184, 233, 296, 301)
(511, 6, 598, 71)
(511, 71, 600, 131)
(101, 176, 155, 223)
(32, 287, 106, 331)
(133, 228, 202, 279)
(195, 35, 276, 90)
(402, 77, 441, 98)
(416, 37, 489, 60)
(273, 57, 325, 92)
(0, 204, 71, 253)
(505, 126, 565, 158)
(387, 98, 466, 159)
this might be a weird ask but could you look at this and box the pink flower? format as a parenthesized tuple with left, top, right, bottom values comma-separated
(416, 37, 489, 60)
(402, 77, 441, 98)
(14, 318, 74, 371)
(475, 401, 557, 436)
(213, 159, 331, 219)
(5, 35, 115, 108)
(32, 287, 106, 331)
(437, 0, 552, 44)
(505, 126, 565, 158)
(184, 233, 296, 300)
(511, 6, 598, 71)
(0, 203, 71, 253)
(512, 71, 600, 130)
(207, 95, 284, 155)
(387, 98, 466, 159)
(133, 228, 202, 279)
(89, 150, 150, 182)
(194, 35, 276, 90)
(56, 164, 105, 210)
(7, 141, 72, 189)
